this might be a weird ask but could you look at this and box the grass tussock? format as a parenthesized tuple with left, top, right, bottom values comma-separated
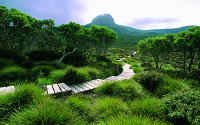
(0, 58, 16, 70)
(94, 79, 146, 100)
(128, 97, 165, 118)
(0, 84, 45, 121)
(8, 99, 85, 125)
(92, 96, 129, 120)
(0, 66, 28, 83)
(99, 114, 168, 125)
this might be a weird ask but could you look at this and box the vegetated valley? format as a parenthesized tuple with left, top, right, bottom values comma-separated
(0, 6, 200, 125)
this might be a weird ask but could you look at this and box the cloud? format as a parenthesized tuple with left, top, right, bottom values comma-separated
(126, 17, 180, 29)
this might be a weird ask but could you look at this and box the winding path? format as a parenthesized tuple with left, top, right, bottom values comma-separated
(0, 54, 136, 95)
(43, 63, 135, 95)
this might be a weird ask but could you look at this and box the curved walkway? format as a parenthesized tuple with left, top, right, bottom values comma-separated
(44, 63, 135, 95)
(0, 54, 136, 95)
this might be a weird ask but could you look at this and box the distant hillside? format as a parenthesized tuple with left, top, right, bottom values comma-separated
(83, 14, 196, 35)
(83, 14, 140, 34)
(145, 25, 196, 34)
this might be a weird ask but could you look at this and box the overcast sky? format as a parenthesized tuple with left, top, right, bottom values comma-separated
(1, 0, 200, 30)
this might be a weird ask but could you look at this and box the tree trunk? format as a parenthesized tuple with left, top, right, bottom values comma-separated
(155, 58, 159, 69)
(183, 51, 186, 71)
(188, 48, 195, 72)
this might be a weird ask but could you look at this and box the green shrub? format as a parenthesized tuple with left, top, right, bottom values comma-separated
(0, 47, 27, 64)
(0, 58, 16, 70)
(128, 97, 165, 118)
(37, 77, 54, 85)
(62, 49, 86, 67)
(99, 114, 167, 125)
(93, 96, 129, 120)
(132, 67, 143, 73)
(8, 99, 84, 125)
(78, 67, 101, 80)
(34, 60, 68, 69)
(27, 49, 60, 62)
(134, 71, 164, 92)
(94, 80, 145, 100)
(155, 77, 189, 97)
(96, 56, 111, 63)
(48, 69, 67, 83)
(65, 96, 90, 115)
(98, 61, 108, 67)
(163, 88, 200, 125)
(30, 65, 56, 77)
(0, 84, 45, 120)
(0, 66, 28, 82)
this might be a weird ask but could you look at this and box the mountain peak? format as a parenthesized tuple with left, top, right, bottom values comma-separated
(91, 14, 115, 25)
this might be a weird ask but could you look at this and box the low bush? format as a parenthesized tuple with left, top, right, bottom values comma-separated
(99, 114, 167, 125)
(163, 88, 200, 125)
(132, 67, 143, 73)
(65, 96, 90, 115)
(0, 66, 29, 82)
(0, 58, 16, 70)
(96, 56, 111, 63)
(30, 65, 56, 77)
(93, 96, 129, 120)
(0, 84, 45, 120)
(94, 80, 145, 100)
(48, 69, 67, 83)
(58, 66, 102, 86)
(8, 99, 84, 125)
(0, 47, 27, 64)
(34, 60, 68, 69)
(155, 77, 189, 97)
(128, 97, 165, 118)
(134, 71, 165, 92)
(27, 49, 60, 62)
(37, 77, 54, 85)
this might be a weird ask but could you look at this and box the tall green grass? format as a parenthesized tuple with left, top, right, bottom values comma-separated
(94, 79, 146, 100)
(128, 97, 165, 118)
(8, 99, 85, 125)
(99, 114, 168, 125)
(0, 84, 45, 121)
(92, 96, 129, 120)
(0, 58, 16, 70)
(0, 66, 28, 83)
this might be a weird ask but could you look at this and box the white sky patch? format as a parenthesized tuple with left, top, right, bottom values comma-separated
(78, 0, 200, 29)
(2, 0, 200, 29)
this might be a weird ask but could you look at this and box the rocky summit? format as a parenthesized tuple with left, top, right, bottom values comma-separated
(91, 14, 115, 25)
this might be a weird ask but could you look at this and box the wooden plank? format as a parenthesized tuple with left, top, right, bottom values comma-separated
(87, 82, 98, 88)
(0, 87, 6, 93)
(92, 80, 104, 86)
(58, 83, 71, 91)
(77, 84, 90, 91)
(46, 85, 54, 94)
(83, 83, 94, 89)
(58, 84, 66, 92)
(5, 86, 15, 93)
(52, 84, 61, 93)
(70, 86, 79, 93)
(72, 85, 85, 92)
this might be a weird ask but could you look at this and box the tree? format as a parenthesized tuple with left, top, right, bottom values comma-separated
(137, 36, 173, 69)
(90, 25, 118, 57)
(174, 31, 188, 71)
(57, 22, 82, 46)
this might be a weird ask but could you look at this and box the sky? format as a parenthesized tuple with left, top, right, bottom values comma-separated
(1, 0, 200, 30)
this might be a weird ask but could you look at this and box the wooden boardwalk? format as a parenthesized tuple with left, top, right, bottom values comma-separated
(0, 86, 15, 94)
(42, 63, 135, 94)
(0, 63, 135, 95)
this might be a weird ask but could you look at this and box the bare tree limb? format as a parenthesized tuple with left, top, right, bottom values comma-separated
(57, 47, 77, 65)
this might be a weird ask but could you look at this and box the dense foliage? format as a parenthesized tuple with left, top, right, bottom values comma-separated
(138, 26, 200, 72)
